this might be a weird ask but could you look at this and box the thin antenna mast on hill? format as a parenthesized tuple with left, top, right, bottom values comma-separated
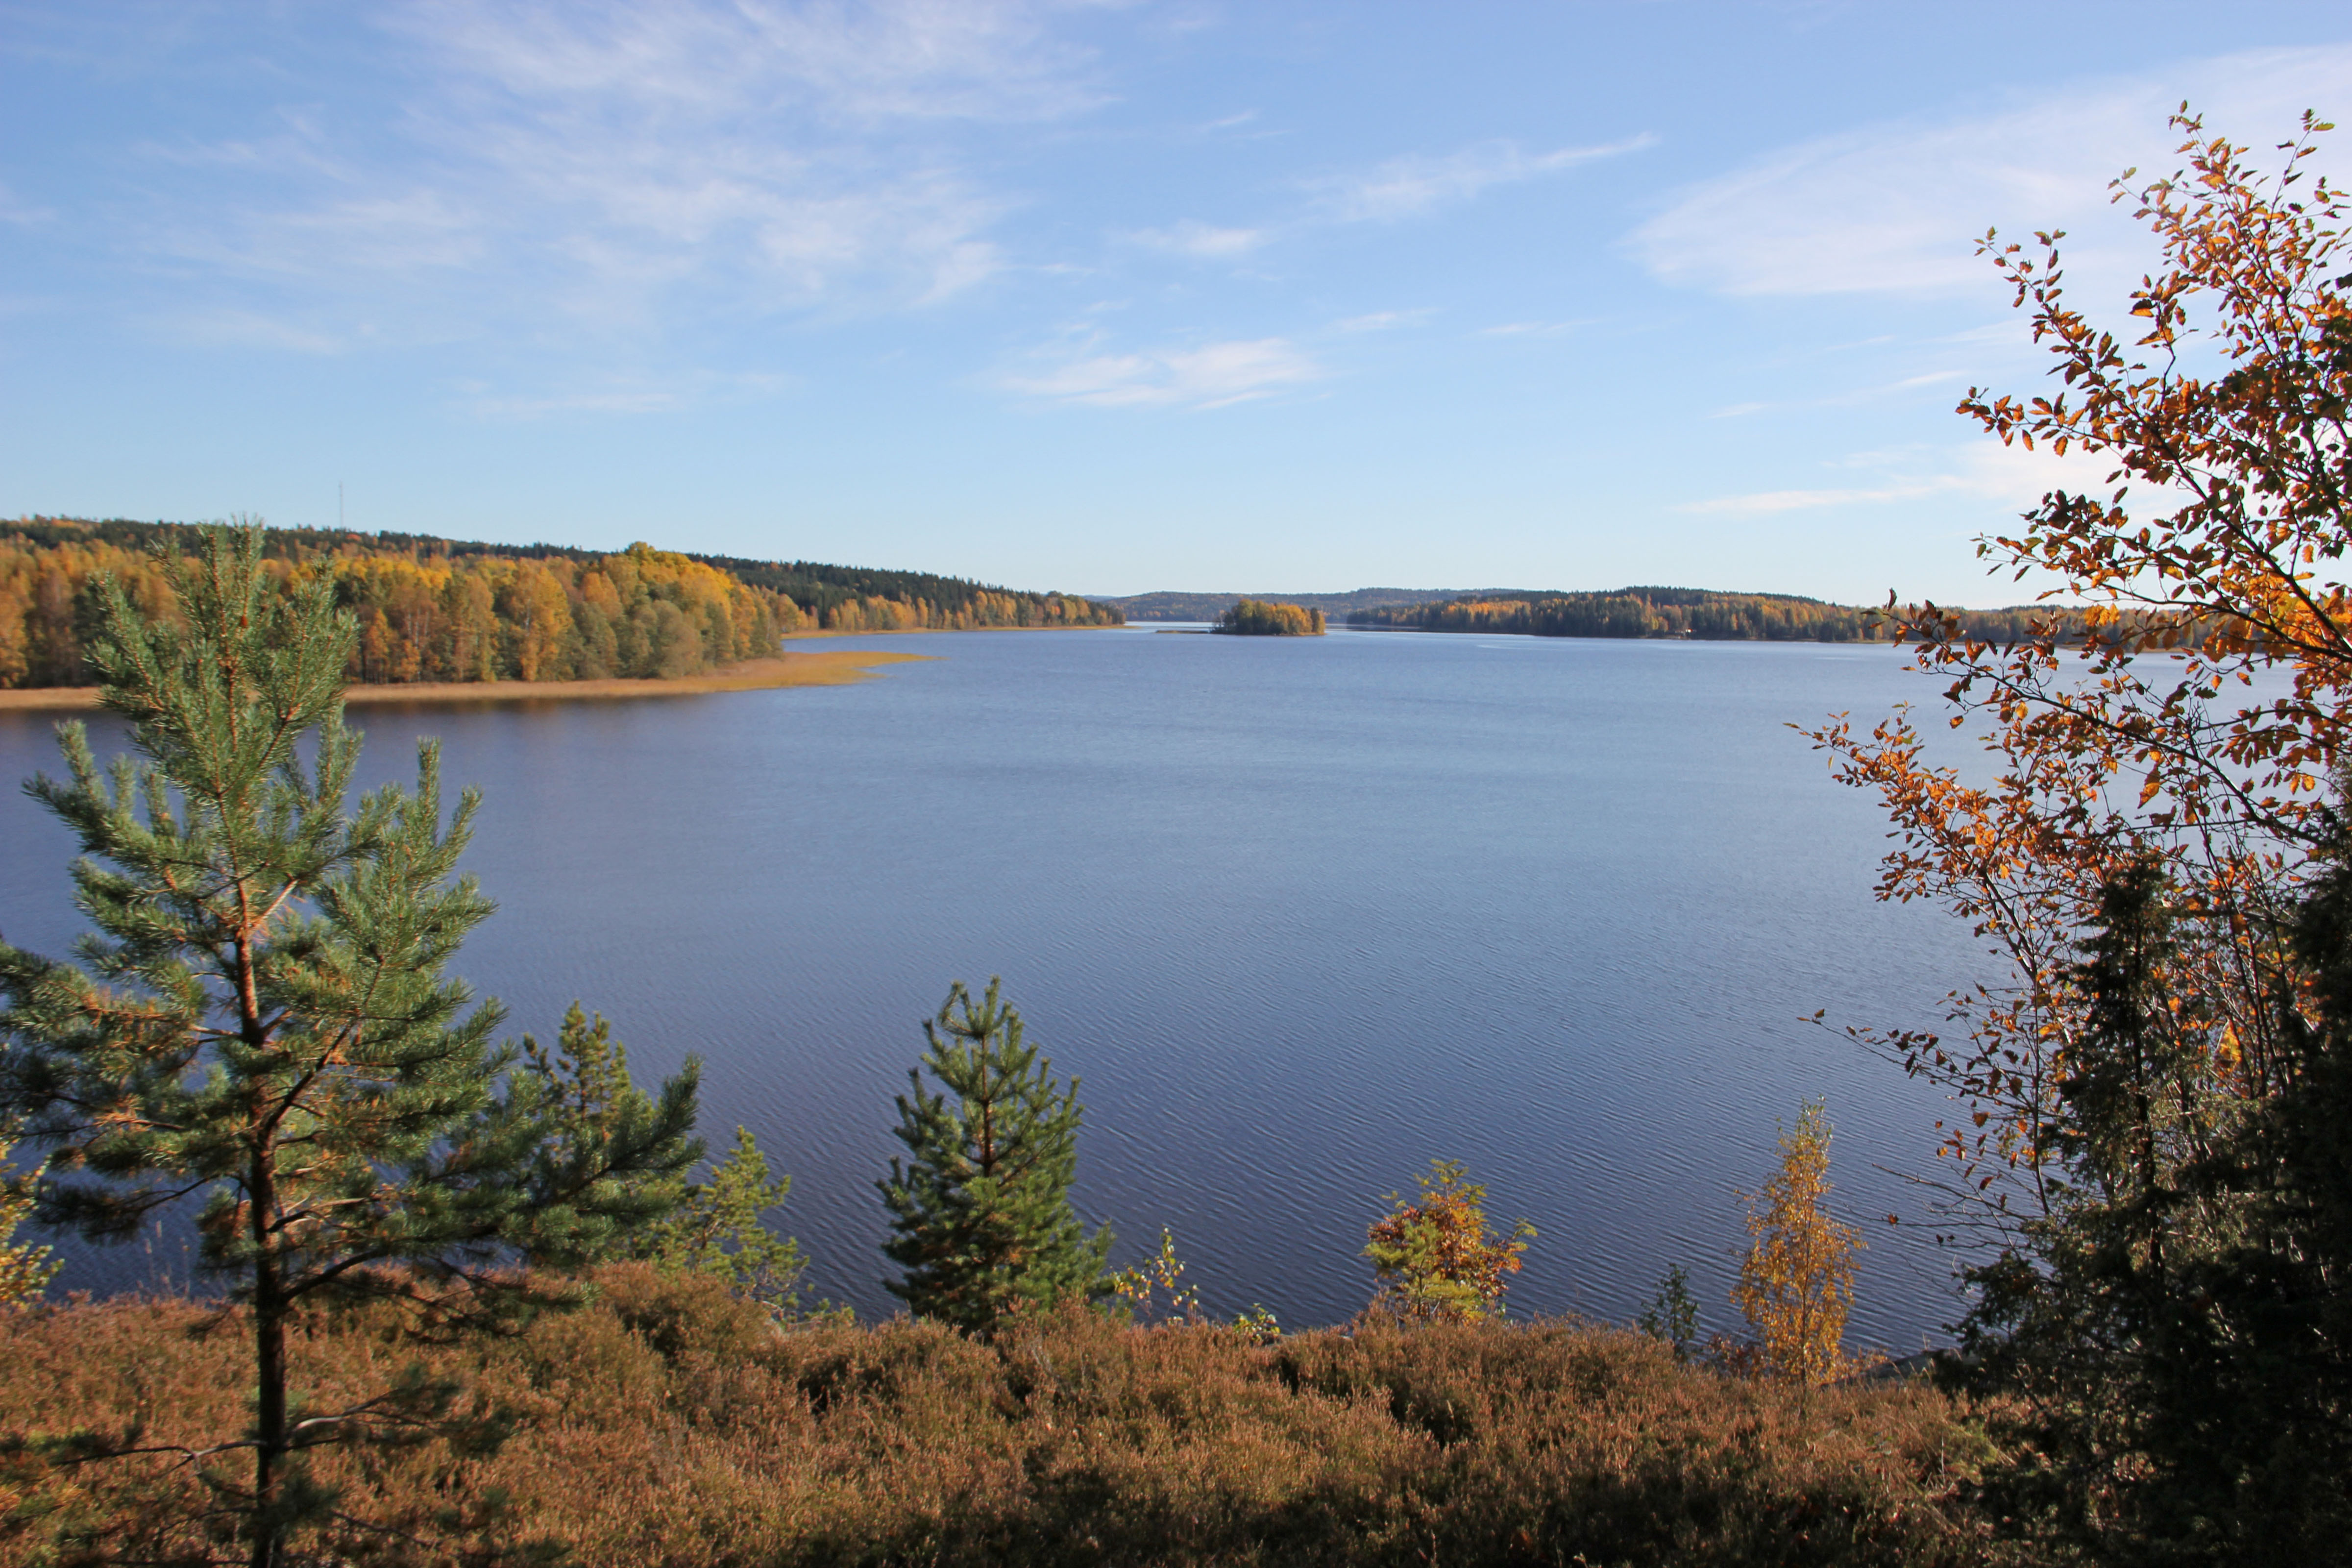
(339, 482, 344, 531)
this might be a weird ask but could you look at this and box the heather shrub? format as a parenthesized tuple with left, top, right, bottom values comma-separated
(0, 1267, 2029, 1567)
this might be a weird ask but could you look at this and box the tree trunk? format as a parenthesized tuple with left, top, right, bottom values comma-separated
(250, 1152, 286, 1568)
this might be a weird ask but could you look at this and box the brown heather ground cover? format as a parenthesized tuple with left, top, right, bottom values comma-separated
(0, 1267, 2023, 1567)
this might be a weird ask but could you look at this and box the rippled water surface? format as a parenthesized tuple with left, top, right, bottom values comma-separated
(0, 627, 1991, 1345)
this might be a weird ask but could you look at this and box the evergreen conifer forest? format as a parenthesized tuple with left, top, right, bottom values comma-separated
(3, 109, 2352, 1568)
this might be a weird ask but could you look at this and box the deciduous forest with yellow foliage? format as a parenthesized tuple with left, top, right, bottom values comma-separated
(0, 518, 1122, 690)
(1210, 597, 1325, 635)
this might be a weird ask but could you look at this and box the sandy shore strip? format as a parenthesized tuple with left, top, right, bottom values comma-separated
(0, 649, 927, 712)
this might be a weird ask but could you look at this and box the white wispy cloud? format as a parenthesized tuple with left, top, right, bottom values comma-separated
(1122, 133, 1650, 274)
(455, 368, 792, 420)
(395, 0, 1111, 126)
(1710, 369, 1965, 418)
(157, 309, 349, 355)
(1678, 440, 2133, 516)
(467, 387, 689, 419)
(1682, 480, 1944, 515)
(1335, 309, 1433, 333)
(1123, 220, 1269, 258)
(163, 188, 487, 281)
(112, 0, 1113, 349)
(1476, 318, 1593, 339)
(385, 0, 1103, 312)
(0, 180, 55, 226)
(1003, 337, 1322, 408)
(1311, 134, 1655, 223)
(1632, 45, 2352, 298)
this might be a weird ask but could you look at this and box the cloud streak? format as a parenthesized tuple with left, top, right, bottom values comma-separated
(158, 309, 349, 355)
(113, 0, 1116, 348)
(1126, 133, 1652, 273)
(1710, 370, 1965, 418)
(1003, 337, 1322, 408)
(1311, 135, 1654, 224)
(397, 0, 1110, 125)
(0, 180, 55, 227)
(1123, 221, 1269, 258)
(1679, 440, 2134, 516)
(1632, 45, 2352, 298)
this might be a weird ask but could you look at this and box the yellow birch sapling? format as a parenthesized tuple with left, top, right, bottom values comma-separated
(1109, 1226, 1205, 1324)
(1733, 1100, 1861, 1385)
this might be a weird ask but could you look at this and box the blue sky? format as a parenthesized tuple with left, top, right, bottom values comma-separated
(4, 3, 2349, 602)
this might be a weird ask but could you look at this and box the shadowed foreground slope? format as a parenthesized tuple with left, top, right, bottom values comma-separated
(0, 1267, 2021, 1567)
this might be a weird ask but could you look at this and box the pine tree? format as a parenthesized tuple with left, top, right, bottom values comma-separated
(2109, 824, 2352, 1560)
(1636, 1264, 1700, 1363)
(1949, 859, 2255, 1558)
(1732, 1100, 1860, 1386)
(520, 1000, 696, 1263)
(0, 524, 701, 1568)
(521, 1005, 808, 1310)
(1966, 845, 2352, 1559)
(2164, 814, 2352, 1556)
(645, 1126, 808, 1311)
(879, 979, 1111, 1332)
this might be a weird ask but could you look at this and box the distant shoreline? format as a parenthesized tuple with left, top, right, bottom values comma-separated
(777, 623, 1121, 637)
(0, 649, 925, 712)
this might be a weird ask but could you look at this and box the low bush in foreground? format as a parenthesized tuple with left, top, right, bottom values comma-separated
(0, 1266, 2024, 1567)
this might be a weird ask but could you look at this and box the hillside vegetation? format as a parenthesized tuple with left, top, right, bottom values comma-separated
(1107, 587, 1487, 622)
(0, 1268, 2014, 1568)
(0, 517, 1120, 688)
(1348, 587, 2076, 644)
(705, 551, 1120, 635)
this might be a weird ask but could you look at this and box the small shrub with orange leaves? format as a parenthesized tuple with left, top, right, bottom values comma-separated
(1363, 1159, 1536, 1323)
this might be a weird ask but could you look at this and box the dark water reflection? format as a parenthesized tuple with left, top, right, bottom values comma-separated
(0, 627, 1989, 1346)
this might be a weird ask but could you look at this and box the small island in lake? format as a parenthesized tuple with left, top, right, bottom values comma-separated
(1212, 598, 1326, 636)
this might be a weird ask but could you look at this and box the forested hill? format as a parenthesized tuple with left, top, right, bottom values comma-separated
(1348, 586, 2076, 644)
(695, 553, 1118, 633)
(0, 517, 1121, 689)
(1106, 587, 1510, 622)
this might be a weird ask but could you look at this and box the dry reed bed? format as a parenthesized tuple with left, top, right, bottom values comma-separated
(0, 649, 922, 711)
(0, 1268, 2016, 1566)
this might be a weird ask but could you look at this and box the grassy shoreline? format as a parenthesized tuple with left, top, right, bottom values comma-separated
(0, 648, 926, 712)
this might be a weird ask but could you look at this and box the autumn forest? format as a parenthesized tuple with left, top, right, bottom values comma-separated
(0, 517, 1122, 690)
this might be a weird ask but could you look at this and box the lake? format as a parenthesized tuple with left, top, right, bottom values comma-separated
(0, 626, 1989, 1348)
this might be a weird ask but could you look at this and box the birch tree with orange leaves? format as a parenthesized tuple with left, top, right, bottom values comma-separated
(1811, 110, 2352, 1559)
(1811, 108, 2352, 1242)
